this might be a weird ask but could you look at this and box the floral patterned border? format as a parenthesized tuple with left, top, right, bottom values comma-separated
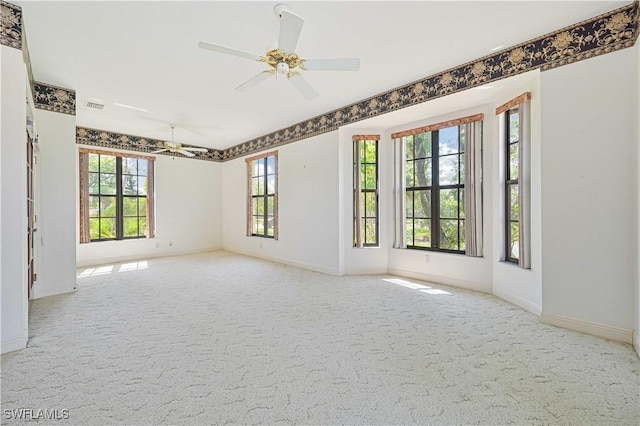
(1, 1, 21, 50)
(221, 1, 639, 161)
(34, 81, 76, 115)
(76, 126, 223, 162)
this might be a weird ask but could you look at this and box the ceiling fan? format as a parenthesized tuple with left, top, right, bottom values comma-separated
(198, 3, 360, 100)
(151, 126, 208, 158)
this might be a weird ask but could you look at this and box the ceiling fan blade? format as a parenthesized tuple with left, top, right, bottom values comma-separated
(288, 73, 318, 100)
(177, 149, 196, 157)
(198, 41, 263, 61)
(151, 148, 169, 154)
(183, 147, 208, 152)
(235, 70, 274, 91)
(301, 58, 360, 71)
(278, 10, 304, 54)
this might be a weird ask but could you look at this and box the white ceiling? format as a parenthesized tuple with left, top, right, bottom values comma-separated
(17, 1, 627, 149)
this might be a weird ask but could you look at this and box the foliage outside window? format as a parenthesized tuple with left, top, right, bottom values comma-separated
(404, 125, 465, 253)
(353, 137, 379, 247)
(88, 153, 149, 241)
(248, 152, 278, 238)
(505, 107, 520, 262)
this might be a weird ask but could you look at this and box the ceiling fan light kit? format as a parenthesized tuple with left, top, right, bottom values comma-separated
(198, 3, 360, 100)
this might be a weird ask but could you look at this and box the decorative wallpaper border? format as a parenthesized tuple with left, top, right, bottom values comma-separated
(34, 81, 76, 116)
(76, 126, 223, 162)
(1, 1, 21, 50)
(221, 1, 639, 161)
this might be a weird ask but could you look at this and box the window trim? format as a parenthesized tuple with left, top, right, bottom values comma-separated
(246, 150, 278, 239)
(504, 107, 519, 263)
(353, 136, 380, 248)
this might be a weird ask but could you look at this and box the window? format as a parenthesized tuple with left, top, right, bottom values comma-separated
(403, 126, 465, 252)
(353, 136, 379, 247)
(497, 92, 531, 268)
(247, 151, 278, 238)
(505, 107, 520, 262)
(393, 114, 483, 256)
(79, 149, 155, 243)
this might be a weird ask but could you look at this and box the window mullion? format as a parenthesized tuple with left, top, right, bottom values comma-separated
(116, 157, 123, 240)
(431, 130, 439, 249)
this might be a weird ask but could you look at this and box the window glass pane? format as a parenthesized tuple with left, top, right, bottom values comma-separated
(266, 216, 275, 236)
(439, 126, 459, 155)
(123, 158, 137, 175)
(415, 159, 432, 187)
(252, 216, 259, 234)
(405, 218, 414, 246)
(404, 136, 414, 160)
(439, 155, 459, 185)
(254, 216, 264, 235)
(364, 164, 376, 189)
(138, 177, 148, 196)
(405, 160, 414, 188)
(88, 154, 99, 172)
(267, 196, 275, 215)
(413, 219, 431, 247)
(139, 217, 147, 237)
(415, 133, 432, 159)
(405, 191, 414, 218)
(440, 189, 459, 219)
(459, 189, 465, 219)
(123, 175, 138, 195)
(89, 172, 100, 194)
(413, 190, 431, 218)
(99, 173, 116, 195)
(89, 218, 100, 240)
(267, 175, 275, 194)
(509, 109, 519, 143)
(99, 218, 116, 239)
(100, 155, 116, 173)
(510, 222, 520, 259)
(439, 219, 459, 250)
(89, 196, 99, 217)
(123, 197, 138, 216)
(266, 156, 275, 175)
(459, 154, 465, 183)
(124, 217, 139, 237)
(459, 220, 466, 252)
(510, 143, 519, 180)
(256, 197, 264, 215)
(138, 197, 147, 216)
(510, 185, 519, 221)
(253, 160, 264, 178)
(100, 196, 116, 217)
(365, 218, 377, 245)
(138, 159, 148, 177)
(364, 141, 377, 163)
(365, 192, 377, 218)
(459, 126, 466, 153)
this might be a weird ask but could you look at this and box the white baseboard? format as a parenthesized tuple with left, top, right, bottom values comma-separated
(223, 248, 340, 276)
(1, 333, 28, 354)
(34, 285, 77, 300)
(493, 289, 541, 316)
(76, 246, 222, 268)
(541, 312, 633, 344)
(344, 267, 389, 275)
(634, 331, 640, 360)
(387, 267, 491, 294)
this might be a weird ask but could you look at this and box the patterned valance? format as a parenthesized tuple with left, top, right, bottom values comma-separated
(34, 82, 76, 115)
(221, 1, 638, 161)
(391, 114, 484, 139)
(352, 135, 380, 141)
(76, 126, 223, 162)
(496, 92, 532, 115)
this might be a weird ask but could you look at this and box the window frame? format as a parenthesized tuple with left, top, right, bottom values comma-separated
(403, 126, 466, 254)
(504, 107, 520, 263)
(353, 137, 380, 247)
(87, 152, 150, 242)
(246, 151, 278, 239)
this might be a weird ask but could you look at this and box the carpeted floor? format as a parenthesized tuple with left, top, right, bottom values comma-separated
(2, 251, 639, 425)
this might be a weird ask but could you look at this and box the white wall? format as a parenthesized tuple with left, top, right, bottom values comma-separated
(492, 73, 543, 315)
(1, 45, 29, 353)
(385, 105, 495, 294)
(635, 39, 640, 356)
(338, 128, 389, 275)
(222, 132, 340, 275)
(540, 47, 637, 341)
(34, 109, 78, 299)
(77, 154, 222, 267)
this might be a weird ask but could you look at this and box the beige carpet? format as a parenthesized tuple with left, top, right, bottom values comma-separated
(2, 251, 639, 425)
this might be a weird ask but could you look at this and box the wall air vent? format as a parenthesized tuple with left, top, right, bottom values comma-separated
(85, 101, 104, 110)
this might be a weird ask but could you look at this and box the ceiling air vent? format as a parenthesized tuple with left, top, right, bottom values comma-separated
(85, 101, 104, 110)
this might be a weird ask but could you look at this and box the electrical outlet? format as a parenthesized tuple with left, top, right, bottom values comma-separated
(169, 241, 173, 247)
(425, 255, 431, 263)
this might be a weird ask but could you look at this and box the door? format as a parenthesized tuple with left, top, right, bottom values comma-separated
(26, 136, 35, 298)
